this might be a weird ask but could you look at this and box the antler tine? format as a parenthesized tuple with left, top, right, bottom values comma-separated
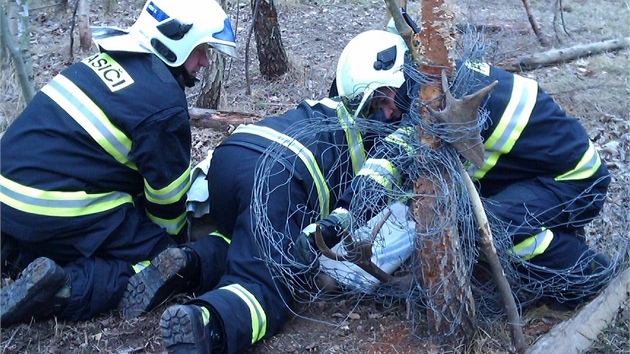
(314, 225, 346, 261)
(426, 69, 498, 168)
(314, 219, 399, 284)
(370, 209, 393, 243)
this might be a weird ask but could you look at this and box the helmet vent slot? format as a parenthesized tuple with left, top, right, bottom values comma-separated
(373, 45, 397, 71)
(150, 38, 177, 63)
(157, 19, 192, 40)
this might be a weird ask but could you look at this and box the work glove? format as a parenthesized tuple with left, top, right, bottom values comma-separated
(294, 208, 351, 267)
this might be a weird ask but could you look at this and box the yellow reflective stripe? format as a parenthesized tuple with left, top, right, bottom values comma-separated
(337, 105, 365, 175)
(222, 284, 267, 343)
(555, 141, 601, 181)
(144, 163, 192, 205)
(473, 75, 537, 179)
(385, 127, 415, 156)
(210, 231, 231, 244)
(0, 175, 133, 216)
(41, 74, 137, 170)
(200, 306, 211, 325)
(232, 124, 330, 217)
(510, 228, 554, 260)
(357, 158, 398, 189)
(132, 260, 150, 273)
(146, 210, 187, 235)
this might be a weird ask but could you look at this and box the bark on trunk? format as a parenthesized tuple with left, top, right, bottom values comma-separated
(5, 0, 35, 103)
(251, 0, 288, 79)
(195, 51, 225, 109)
(413, 0, 476, 343)
(77, 0, 91, 51)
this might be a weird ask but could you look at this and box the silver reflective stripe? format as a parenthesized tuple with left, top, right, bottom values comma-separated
(510, 228, 554, 260)
(385, 127, 415, 156)
(146, 209, 187, 235)
(144, 163, 192, 205)
(221, 284, 267, 343)
(232, 124, 330, 217)
(473, 74, 538, 179)
(41, 74, 137, 170)
(555, 140, 601, 181)
(0, 175, 133, 217)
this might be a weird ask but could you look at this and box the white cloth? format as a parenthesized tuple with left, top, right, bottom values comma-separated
(186, 150, 214, 218)
(319, 201, 415, 293)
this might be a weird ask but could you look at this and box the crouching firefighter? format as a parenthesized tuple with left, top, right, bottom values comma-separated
(327, 30, 614, 306)
(0, 0, 236, 326)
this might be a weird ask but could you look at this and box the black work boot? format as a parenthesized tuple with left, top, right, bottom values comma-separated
(1, 257, 70, 327)
(160, 304, 225, 353)
(119, 247, 200, 319)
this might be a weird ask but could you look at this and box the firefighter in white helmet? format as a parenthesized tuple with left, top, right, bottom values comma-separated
(0, 0, 236, 327)
(334, 30, 408, 122)
(334, 29, 613, 307)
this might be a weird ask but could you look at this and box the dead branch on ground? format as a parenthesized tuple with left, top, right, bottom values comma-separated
(525, 267, 630, 354)
(188, 107, 262, 131)
(500, 37, 630, 72)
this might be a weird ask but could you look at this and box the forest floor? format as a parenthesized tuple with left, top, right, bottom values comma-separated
(1, 0, 629, 353)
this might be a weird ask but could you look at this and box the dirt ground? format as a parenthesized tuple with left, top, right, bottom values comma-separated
(1, 0, 629, 353)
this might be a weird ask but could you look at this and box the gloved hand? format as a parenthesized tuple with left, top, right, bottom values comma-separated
(294, 208, 351, 266)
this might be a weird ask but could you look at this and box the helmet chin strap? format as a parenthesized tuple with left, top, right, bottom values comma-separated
(169, 65, 198, 88)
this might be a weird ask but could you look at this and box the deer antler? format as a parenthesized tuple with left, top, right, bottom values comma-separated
(314, 211, 396, 283)
(427, 70, 498, 168)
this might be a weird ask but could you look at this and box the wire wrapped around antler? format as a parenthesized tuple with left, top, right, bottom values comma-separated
(314, 210, 396, 283)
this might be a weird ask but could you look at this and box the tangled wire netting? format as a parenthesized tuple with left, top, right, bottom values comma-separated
(250, 29, 629, 340)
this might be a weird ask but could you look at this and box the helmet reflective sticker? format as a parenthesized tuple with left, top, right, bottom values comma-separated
(146, 1, 169, 22)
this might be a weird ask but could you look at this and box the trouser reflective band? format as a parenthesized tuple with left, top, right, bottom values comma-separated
(132, 260, 151, 273)
(221, 284, 267, 343)
(510, 228, 554, 260)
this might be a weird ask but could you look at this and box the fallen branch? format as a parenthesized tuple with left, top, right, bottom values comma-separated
(526, 266, 630, 354)
(458, 162, 527, 353)
(188, 107, 262, 131)
(500, 37, 630, 72)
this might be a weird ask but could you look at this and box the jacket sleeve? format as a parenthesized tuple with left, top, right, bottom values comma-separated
(337, 124, 416, 220)
(131, 107, 191, 241)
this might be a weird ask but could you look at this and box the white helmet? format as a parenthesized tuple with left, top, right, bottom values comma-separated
(336, 30, 407, 117)
(93, 0, 236, 67)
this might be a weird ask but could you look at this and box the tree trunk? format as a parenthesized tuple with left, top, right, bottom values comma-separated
(6, 0, 35, 103)
(195, 50, 225, 109)
(521, 0, 550, 47)
(413, 167, 477, 343)
(251, 0, 288, 79)
(77, 0, 91, 51)
(413, 0, 476, 343)
(0, 2, 5, 66)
